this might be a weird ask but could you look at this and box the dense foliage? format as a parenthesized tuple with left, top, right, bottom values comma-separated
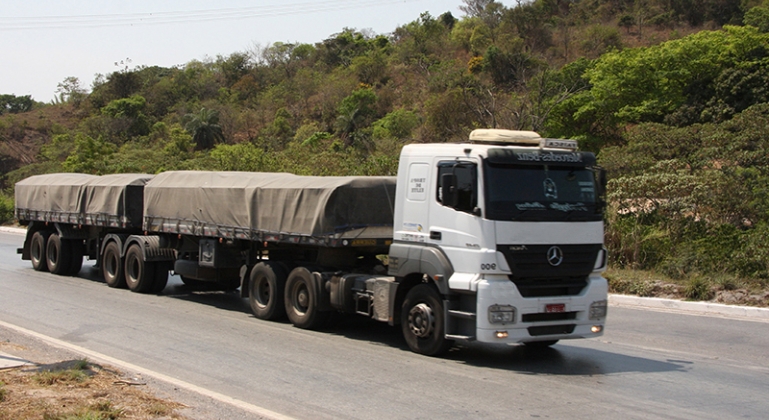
(1, 0, 769, 286)
(601, 104, 769, 282)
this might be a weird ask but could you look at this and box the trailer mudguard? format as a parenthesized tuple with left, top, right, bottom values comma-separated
(124, 235, 175, 262)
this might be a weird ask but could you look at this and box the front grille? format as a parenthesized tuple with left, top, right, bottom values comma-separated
(522, 312, 578, 323)
(498, 244, 602, 279)
(497, 243, 601, 297)
(528, 324, 575, 336)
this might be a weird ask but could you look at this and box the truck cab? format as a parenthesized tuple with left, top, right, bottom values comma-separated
(389, 129, 608, 354)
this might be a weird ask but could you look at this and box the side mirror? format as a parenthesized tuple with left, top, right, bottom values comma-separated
(596, 167, 608, 212)
(441, 173, 458, 207)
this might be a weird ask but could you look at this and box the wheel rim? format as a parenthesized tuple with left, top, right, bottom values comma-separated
(291, 282, 310, 315)
(31, 239, 43, 263)
(30, 239, 45, 265)
(254, 277, 270, 309)
(48, 241, 59, 266)
(127, 255, 140, 284)
(105, 252, 118, 278)
(408, 303, 434, 338)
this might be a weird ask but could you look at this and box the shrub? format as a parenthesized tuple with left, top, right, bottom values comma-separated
(684, 276, 715, 301)
(0, 193, 14, 225)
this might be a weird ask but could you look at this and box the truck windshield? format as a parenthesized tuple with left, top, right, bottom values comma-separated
(483, 160, 603, 222)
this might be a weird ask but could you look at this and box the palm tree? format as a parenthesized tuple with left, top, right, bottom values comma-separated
(183, 107, 225, 150)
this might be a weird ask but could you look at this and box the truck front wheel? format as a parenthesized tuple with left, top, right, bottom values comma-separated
(401, 284, 453, 356)
(30, 231, 50, 272)
(285, 267, 327, 329)
(249, 262, 287, 320)
(124, 244, 156, 293)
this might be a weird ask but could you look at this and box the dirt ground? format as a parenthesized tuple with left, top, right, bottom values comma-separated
(0, 342, 189, 419)
(0, 330, 261, 420)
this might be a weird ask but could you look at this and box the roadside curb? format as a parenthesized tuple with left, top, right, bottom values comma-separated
(610, 294, 769, 321)
(0, 226, 25, 235)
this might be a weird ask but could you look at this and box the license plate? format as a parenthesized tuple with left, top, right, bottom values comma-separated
(546, 303, 566, 313)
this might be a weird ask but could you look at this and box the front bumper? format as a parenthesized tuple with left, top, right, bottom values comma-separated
(473, 273, 607, 344)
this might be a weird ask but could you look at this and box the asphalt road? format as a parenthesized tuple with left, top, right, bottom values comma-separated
(1, 230, 768, 419)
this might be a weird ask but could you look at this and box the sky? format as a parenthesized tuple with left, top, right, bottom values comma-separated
(0, 0, 479, 103)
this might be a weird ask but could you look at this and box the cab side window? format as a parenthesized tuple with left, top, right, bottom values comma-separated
(437, 161, 478, 214)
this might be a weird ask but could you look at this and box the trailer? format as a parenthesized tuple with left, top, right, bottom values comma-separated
(16, 129, 609, 356)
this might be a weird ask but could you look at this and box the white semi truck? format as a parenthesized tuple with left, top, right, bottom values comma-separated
(15, 129, 608, 356)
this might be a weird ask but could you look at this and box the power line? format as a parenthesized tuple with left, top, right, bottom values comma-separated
(0, 0, 424, 30)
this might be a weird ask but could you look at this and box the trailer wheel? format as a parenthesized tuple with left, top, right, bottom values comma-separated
(102, 241, 126, 288)
(66, 239, 84, 276)
(151, 264, 169, 294)
(46, 233, 73, 275)
(285, 267, 327, 329)
(401, 284, 453, 356)
(124, 244, 156, 293)
(249, 262, 287, 320)
(30, 231, 50, 272)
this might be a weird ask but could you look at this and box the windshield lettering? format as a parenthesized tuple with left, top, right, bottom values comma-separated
(515, 202, 546, 210)
(550, 202, 588, 212)
(514, 151, 583, 163)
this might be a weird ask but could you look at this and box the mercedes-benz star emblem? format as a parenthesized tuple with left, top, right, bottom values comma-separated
(547, 246, 564, 267)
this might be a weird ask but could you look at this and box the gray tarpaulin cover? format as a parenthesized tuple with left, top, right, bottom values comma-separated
(143, 171, 396, 237)
(15, 173, 153, 227)
(15, 173, 97, 214)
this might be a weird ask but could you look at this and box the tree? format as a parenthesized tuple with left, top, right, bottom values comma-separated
(744, 6, 769, 32)
(216, 52, 252, 86)
(55, 77, 87, 105)
(100, 95, 152, 138)
(372, 108, 420, 140)
(334, 88, 378, 145)
(183, 107, 225, 150)
(62, 134, 116, 174)
(0, 94, 34, 114)
(547, 26, 769, 144)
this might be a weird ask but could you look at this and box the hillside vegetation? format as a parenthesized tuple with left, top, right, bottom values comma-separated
(2, 0, 769, 299)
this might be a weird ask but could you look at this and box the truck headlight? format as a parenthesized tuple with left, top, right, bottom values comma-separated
(488, 304, 516, 324)
(589, 300, 608, 320)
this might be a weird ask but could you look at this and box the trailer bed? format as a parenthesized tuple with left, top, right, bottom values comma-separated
(143, 171, 396, 246)
(15, 173, 153, 228)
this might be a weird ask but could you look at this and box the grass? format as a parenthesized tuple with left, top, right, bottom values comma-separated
(605, 267, 769, 306)
(0, 357, 186, 419)
(33, 359, 91, 385)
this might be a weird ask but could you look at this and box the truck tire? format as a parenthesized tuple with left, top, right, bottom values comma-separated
(284, 267, 327, 329)
(46, 233, 73, 275)
(124, 244, 157, 293)
(401, 284, 453, 356)
(65, 239, 84, 276)
(249, 262, 287, 320)
(101, 241, 126, 288)
(151, 264, 169, 294)
(30, 231, 50, 272)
